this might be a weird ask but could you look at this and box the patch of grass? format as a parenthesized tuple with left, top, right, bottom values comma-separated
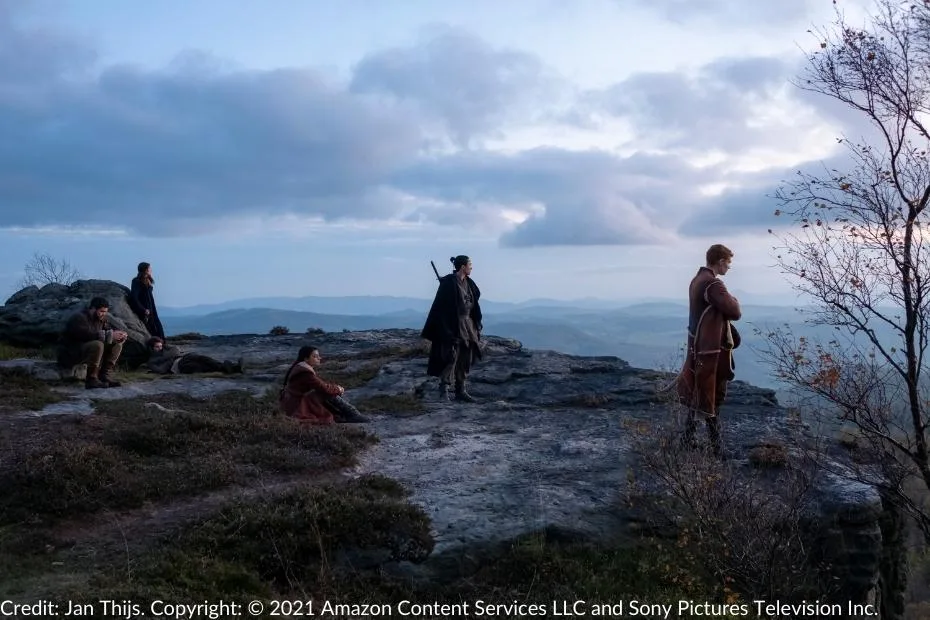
(440, 529, 715, 603)
(0, 372, 68, 413)
(0, 342, 56, 361)
(748, 442, 789, 469)
(558, 393, 612, 408)
(114, 369, 165, 383)
(321, 362, 383, 389)
(166, 332, 207, 341)
(354, 394, 425, 417)
(183, 475, 432, 588)
(37, 475, 431, 602)
(0, 391, 377, 524)
(355, 343, 429, 360)
(15, 480, 715, 609)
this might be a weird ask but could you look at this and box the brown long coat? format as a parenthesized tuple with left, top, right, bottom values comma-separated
(279, 363, 341, 425)
(676, 267, 742, 418)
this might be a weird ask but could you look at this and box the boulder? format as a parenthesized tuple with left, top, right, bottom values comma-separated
(0, 280, 153, 368)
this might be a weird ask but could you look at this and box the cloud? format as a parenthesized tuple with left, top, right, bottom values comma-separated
(0, 16, 425, 232)
(0, 4, 868, 247)
(0, 14, 570, 236)
(349, 25, 564, 146)
(629, 0, 816, 27)
(676, 152, 861, 237)
(394, 148, 703, 246)
(577, 55, 814, 153)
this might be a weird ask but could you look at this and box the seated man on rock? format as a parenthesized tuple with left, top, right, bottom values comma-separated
(58, 296, 128, 389)
(144, 337, 244, 375)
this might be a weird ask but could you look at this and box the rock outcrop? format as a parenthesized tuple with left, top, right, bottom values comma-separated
(0, 280, 153, 368)
(0, 326, 903, 610)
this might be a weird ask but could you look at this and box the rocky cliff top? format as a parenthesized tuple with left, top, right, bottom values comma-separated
(1, 324, 885, 595)
(0, 279, 893, 603)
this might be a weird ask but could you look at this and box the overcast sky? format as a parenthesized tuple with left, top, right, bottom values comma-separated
(0, 0, 873, 306)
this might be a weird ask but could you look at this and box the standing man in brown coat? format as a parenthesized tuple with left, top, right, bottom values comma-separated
(57, 297, 129, 389)
(677, 244, 742, 458)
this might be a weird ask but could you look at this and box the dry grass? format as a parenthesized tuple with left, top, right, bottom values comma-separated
(0, 390, 377, 525)
(748, 442, 789, 469)
(353, 343, 429, 360)
(561, 393, 612, 408)
(321, 361, 383, 389)
(165, 332, 208, 341)
(0, 372, 68, 413)
(0, 342, 57, 361)
(354, 394, 425, 417)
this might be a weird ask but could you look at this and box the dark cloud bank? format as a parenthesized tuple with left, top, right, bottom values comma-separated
(0, 3, 849, 245)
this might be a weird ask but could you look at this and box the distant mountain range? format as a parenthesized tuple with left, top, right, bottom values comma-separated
(158, 291, 801, 317)
(159, 294, 835, 393)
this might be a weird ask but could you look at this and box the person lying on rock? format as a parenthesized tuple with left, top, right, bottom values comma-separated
(279, 345, 368, 424)
(421, 254, 483, 403)
(57, 296, 128, 389)
(143, 337, 244, 375)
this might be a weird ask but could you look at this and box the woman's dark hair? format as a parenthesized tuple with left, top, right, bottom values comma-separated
(145, 336, 164, 350)
(283, 345, 319, 386)
(137, 261, 154, 285)
(450, 255, 470, 271)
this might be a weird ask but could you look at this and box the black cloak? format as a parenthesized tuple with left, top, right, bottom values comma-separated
(128, 276, 165, 340)
(421, 273, 483, 377)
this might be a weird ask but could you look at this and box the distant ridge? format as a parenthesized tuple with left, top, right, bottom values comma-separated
(159, 292, 799, 317)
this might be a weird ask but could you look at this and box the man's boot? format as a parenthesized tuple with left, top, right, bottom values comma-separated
(454, 380, 478, 403)
(98, 362, 121, 387)
(84, 364, 107, 390)
(438, 381, 453, 402)
(328, 395, 369, 423)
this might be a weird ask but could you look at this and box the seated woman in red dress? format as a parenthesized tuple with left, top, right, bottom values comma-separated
(278, 345, 368, 424)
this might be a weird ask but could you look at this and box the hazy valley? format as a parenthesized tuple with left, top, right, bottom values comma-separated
(159, 294, 850, 394)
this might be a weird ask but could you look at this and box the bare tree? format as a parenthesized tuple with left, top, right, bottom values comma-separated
(765, 0, 930, 543)
(18, 252, 82, 289)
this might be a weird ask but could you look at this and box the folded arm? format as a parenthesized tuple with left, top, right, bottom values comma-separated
(307, 373, 343, 397)
(705, 280, 741, 321)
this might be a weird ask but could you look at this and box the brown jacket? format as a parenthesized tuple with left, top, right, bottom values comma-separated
(677, 267, 742, 416)
(278, 363, 341, 424)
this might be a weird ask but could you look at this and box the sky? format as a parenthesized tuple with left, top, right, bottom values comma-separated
(0, 0, 876, 307)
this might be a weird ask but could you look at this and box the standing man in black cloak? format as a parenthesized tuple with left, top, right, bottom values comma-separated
(422, 255, 483, 402)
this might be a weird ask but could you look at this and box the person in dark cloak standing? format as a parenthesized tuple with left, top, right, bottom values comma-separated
(129, 261, 165, 340)
(421, 255, 483, 402)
